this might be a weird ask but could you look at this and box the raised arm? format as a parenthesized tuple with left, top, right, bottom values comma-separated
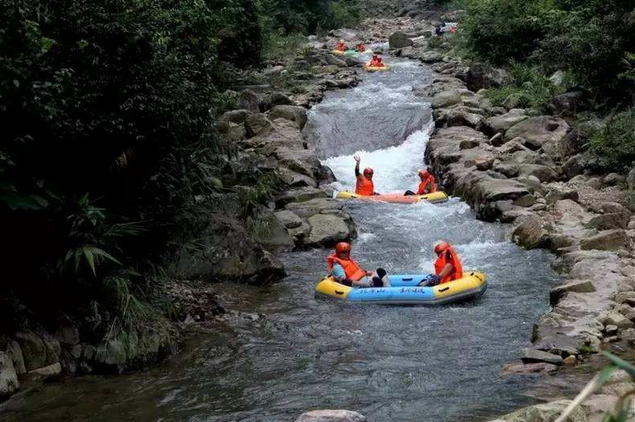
(354, 155, 361, 177)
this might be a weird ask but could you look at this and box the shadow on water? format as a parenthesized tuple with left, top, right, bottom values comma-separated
(1, 58, 561, 422)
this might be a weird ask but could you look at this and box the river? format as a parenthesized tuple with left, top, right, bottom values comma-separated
(2, 56, 559, 422)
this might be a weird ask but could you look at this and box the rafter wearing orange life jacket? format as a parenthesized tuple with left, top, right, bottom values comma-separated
(355, 168, 375, 195)
(369, 55, 383, 67)
(434, 244, 463, 284)
(416, 170, 436, 195)
(336, 41, 346, 51)
(327, 254, 366, 281)
(356, 43, 366, 52)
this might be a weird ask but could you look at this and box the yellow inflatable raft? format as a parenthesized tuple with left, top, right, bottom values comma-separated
(332, 50, 346, 56)
(335, 190, 448, 204)
(316, 272, 487, 305)
(363, 64, 390, 72)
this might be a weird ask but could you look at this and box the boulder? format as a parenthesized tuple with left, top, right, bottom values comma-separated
(616, 304, 635, 322)
(285, 198, 343, 219)
(275, 187, 329, 208)
(505, 116, 570, 150)
(603, 173, 626, 186)
(580, 230, 631, 251)
(501, 361, 559, 376)
(267, 92, 294, 107)
(615, 292, 635, 306)
(627, 167, 635, 190)
(483, 109, 528, 135)
(15, 330, 46, 371)
(244, 114, 275, 138)
(274, 210, 303, 229)
(305, 214, 356, 247)
(278, 168, 318, 189)
(497, 400, 587, 422)
(6, 341, 26, 375)
(174, 214, 286, 285)
(431, 90, 462, 109)
(548, 91, 585, 115)
(460, 63, 510, 91)
(28, 362, 62, 378)
(512, 215, 548, 249)
(218, 109, 253, 126)
(268, 105, 308, 130)
(296, 410, 366, 422)
(0, 351, 19, 399)
(549, 280, 596, 305)
(562, 154, 587, 179)
(236, 89, 261, 112)
(601, 312, 634, 329)
(389, 31, 413, 49)
(587, 213, 630, 231)
(521, 349, 563, 365)
(545, 186, 579, 204)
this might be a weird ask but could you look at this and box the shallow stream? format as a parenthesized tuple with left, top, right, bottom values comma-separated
(2, 56, 560, 422)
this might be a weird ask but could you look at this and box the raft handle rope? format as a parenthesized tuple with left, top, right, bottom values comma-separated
(438, 287, 450, 292)
(335, 290, 345, 295)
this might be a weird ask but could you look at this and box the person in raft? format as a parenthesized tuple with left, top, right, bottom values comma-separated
(354, 155, 378, 195)
(356, 43, 366, 52)
(418, 241, 464, 287)
(369, 52, 384, 67)
(404, 168, 436, 196)
(328, 242, 390, 287)
(336, 40, 346, 51)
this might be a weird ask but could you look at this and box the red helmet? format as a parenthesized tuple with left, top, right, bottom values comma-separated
(335, 242, 351, 254)
(418, 169, 429, 179)
(434, 241, 450, 255)
(363, 168, 374, 177)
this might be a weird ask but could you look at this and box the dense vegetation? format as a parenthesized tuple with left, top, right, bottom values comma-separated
(458, 0, 635, 169)
(0, 0, 360, 336)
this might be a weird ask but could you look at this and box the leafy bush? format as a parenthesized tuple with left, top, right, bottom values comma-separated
(461, 0, 557, 64)
(486, 63, 563, 111)
(590, 109, 635, 171)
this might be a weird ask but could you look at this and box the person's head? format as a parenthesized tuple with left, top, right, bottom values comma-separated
(363, 167, 374, 179)
(335, 242, 352, 258)
(418, 169, 430, 181)
(434, 240, 450, 256)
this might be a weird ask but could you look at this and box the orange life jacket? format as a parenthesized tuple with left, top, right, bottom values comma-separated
(357, 44, 365, 52)
(337, 42, 345, 51)
(327, 254, 366, 281)
(434, 246, 463, 284)
(417, 175, 436, 195)
(355, 176, 375, 196)
(370, 57, 383, 66)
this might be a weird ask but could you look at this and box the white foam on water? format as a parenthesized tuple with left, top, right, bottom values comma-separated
(323, 124, 433, 193)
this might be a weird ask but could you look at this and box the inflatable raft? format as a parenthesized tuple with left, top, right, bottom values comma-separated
(315, 272, 487, 305)
(335, 190, 449, 204)
(332, 50, 347, 56)
(363, 64, 390, 72)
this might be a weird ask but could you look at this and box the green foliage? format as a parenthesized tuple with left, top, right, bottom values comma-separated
(461, 0, 557, 64)
(590, 109, 635, 171)
(261, 0, 360, 35)
(263, 32, 309, 61)
(460, 0, 635, 105)
(486, 63, 563, 111)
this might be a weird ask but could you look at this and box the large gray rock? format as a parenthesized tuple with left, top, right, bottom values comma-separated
(431, 90, 462, 109)
(627, 167, 635, 190)
(550, 280, 596, 305)
(275, 187, 329, 208)
(580, 230, 631, 251)
(461, 63, 510, 91)
(521, 349, 563, 365)
(15, 330, 46, 371)
(601, 312, 634, 329)
(218, 109, 253, 126)
(275, 210, 303, 229)
(0, 351, 19, 399)
(237, 89, 261, 112)
(389, 31, 413, 49)
(175, 214, 286, 285)
(587, 213, 630, 230)
(268, 105, 308, 130)
(512, 215, 548, 249)
(296, 410, 366, 422)
(483, 109, 528, 135)
(496, 399, 588, 422)
(545, 186, 579, 204)
(245, 113, 275, 138)
(6, 341, 26, 375)
(306, 214, 355, 247)
(505, 116, 570, 150)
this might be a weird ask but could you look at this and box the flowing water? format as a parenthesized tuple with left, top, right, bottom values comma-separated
(2, 57, 560, 422)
